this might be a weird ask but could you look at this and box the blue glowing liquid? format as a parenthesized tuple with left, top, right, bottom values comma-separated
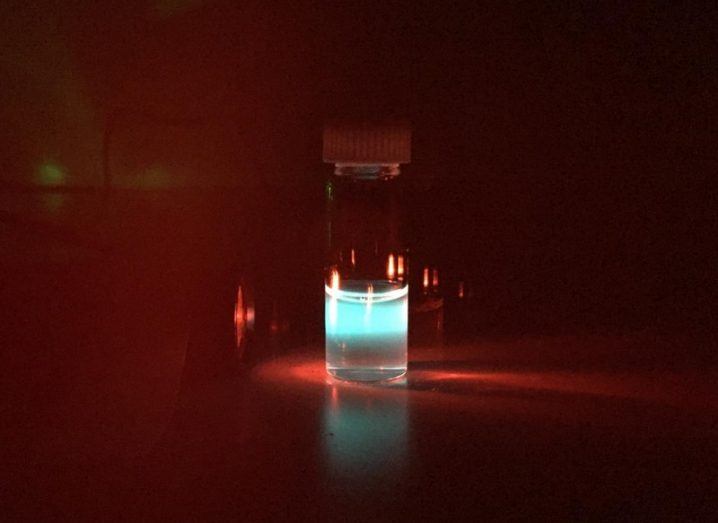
(325, 280, 408, 381)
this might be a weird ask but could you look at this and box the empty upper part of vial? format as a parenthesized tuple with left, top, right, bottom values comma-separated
(323, 120, 411, 177)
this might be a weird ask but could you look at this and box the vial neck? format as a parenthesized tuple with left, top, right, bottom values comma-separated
(334, 163, 400, 179)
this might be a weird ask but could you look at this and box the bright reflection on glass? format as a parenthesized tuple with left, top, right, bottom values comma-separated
(422, 267, 430, 291)
(234, 284, 255, 355)
(397, 255, 405, 278)
(235, 285, 245, 348)
(387, 253, 396, 280)
(458, 281, 465, 299)
(328, 269, 340, 328)
(246, 305, 255, 327)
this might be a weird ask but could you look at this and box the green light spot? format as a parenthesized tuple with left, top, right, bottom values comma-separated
(37, 162, 67, 186)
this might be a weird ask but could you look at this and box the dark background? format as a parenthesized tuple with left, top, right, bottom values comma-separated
(2, 0, 715, 333)
(2, 2, 718, 520)
(2, 1, 715, 182)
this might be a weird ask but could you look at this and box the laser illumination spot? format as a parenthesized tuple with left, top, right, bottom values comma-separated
(37, 162, 67, 186)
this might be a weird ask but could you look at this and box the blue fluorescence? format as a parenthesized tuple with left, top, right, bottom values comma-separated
(325, 280, 408, 381)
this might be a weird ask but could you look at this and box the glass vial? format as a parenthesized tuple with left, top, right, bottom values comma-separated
(323, 121, 411, 381)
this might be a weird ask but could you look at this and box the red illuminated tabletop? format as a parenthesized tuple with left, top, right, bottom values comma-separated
(126, 336, 718, 521)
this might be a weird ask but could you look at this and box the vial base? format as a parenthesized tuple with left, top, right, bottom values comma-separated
(327, 366, 407, 382)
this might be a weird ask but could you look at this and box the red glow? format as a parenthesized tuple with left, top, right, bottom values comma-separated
(235, 285, 245, 349)
(387, 254, 396, 280)
(432, 269, 439, 288)
(269, 302, 286, 335)
(422, 267, 430, 290)
(458, 281, 465, 299)
(252, 345, 717, 422)
(350, 248, 356, 268)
